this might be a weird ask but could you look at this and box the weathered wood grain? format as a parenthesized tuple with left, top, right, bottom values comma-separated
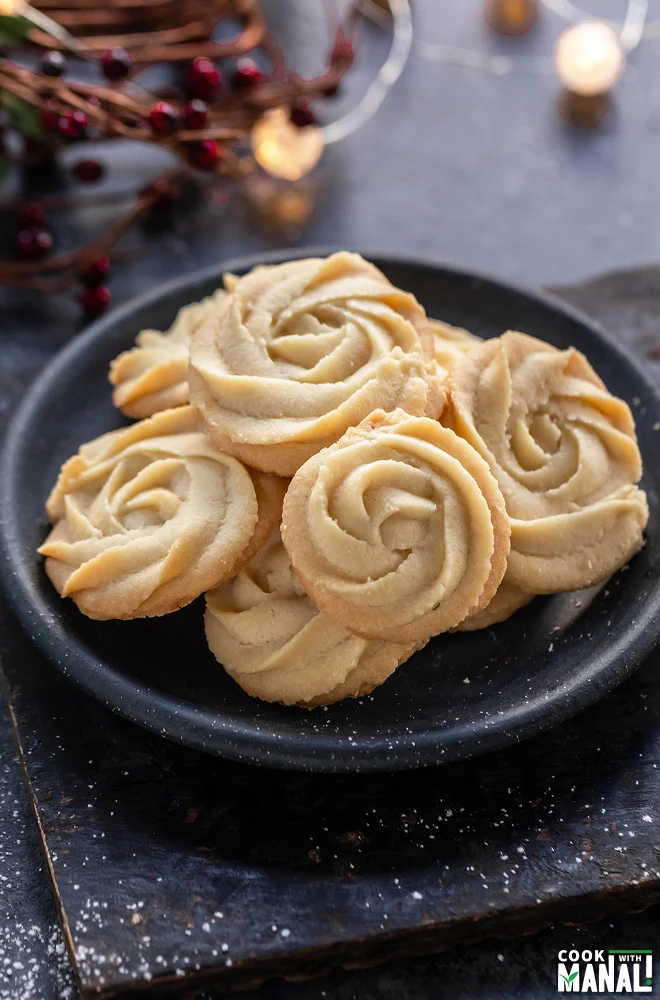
(4, 600, 660, 998)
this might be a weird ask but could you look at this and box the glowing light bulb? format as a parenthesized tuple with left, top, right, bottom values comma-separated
(555, 21, 624, 97)
(485, 0, 538, 36)
(244, 174, 316, 235)
(251, 107, 324, 182)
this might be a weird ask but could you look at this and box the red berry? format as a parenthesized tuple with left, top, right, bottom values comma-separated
(40, 50, 66, 78)
(39, 103, 60, 132)
(149, 101, 179, 135)
(80, 257, 111, 286)
(17, 229, 52, 259)
(182, 99, 208, 130)
(73, 158, 104, 183)
(57, 116, 73, 138)
(231, 58, 263, 90)
(187, 138, 220, 171)
(19, 202, 46, 228)
(290, 102, 316, 128)
(58, 109, 88, 139)
(185, 57, 222, 100)
(79, 285, 111, 314)
(101, 48, 133, 83)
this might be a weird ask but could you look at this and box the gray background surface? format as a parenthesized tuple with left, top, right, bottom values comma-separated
(3, 1, 660, 997)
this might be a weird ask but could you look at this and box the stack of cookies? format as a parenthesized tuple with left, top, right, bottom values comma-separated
(39, 252, 649, 707)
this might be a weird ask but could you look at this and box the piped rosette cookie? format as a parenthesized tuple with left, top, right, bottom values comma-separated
(446, 331, 649, 593)
(205, 531, 422, 707)
(454, 581, 534, 632)
(281, 409, 510, 644)
(110, 288, 228, 418)
(39, 406, 286, 620)
(428, 319, 481, 377)
(189, 252, 445, 476)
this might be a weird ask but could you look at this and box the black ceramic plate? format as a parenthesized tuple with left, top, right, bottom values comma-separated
(1, 250, 659, 773)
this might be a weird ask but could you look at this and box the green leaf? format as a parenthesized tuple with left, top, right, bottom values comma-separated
(1, 91, 45, 138)
(568, 971, 578, 983)
(0, 14, 31, 44)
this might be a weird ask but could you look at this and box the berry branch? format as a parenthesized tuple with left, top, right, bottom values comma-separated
(29, 0, 265, 61)
(0, 172, 182, 300)
(0, 0, 356, 311)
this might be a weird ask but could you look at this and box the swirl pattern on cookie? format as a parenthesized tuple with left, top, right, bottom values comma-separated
(281, 409, 510, 643)
(205, 532, 420, 706)
(447, 331, 649, 592)
(189, 252, 445, 476)
(110, 289, 227, 418)
(429, 319, 481, 376)
(39, 406, 285, 620)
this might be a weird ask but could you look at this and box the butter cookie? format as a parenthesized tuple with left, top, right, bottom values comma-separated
(189, 252, 444, 476)
(281, 409, 510, 643)
(40, 406, 285, 619)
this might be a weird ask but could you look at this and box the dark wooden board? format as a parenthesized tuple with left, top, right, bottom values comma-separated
(2, 271, 660, 998)
(5, 596, 660, 999)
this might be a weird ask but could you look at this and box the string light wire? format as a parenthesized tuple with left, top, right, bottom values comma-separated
(418, 42, 553, 76)
(420, 0, 651, 75)
(322, 0, 413, 145)
(541, 0, 649, 51)
(619, 0, 648, 50)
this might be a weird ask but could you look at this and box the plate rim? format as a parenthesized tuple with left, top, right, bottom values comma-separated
(1, 247, 659, 772)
